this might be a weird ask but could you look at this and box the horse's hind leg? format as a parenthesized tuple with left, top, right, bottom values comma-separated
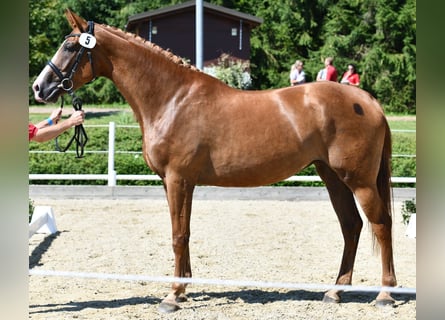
(314, 161, 363, 303)
(352, 185, 397, 306)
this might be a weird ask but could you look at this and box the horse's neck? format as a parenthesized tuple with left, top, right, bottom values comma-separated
(99, 27, 196, 122)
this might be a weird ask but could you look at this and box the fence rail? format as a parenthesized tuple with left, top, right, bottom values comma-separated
(29, 122, 416, 185)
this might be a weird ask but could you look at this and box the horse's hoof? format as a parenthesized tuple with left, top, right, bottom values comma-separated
(376, 298, 395, 308)
(158, 301, 180, 313)
(376, 291, 395, 307)
(322, 292, 340, 303)
(176, 293, 188, 303)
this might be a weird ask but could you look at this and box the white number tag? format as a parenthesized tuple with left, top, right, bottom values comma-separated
(79, 33, 96, 49)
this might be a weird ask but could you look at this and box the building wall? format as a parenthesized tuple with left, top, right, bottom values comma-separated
(129, 9, 253, 66)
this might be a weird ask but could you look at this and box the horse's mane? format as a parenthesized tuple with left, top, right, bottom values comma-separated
(101, 24, 200, 72)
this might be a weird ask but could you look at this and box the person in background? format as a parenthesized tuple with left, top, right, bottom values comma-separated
(316, 57, 338, 82)
(316, 68, 326, 81)
(289, 60, 306, 86)
(29, 108, 85, 142)
(340, 63, 360, 87)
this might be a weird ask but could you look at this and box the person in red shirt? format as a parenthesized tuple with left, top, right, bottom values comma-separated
(29, 108, 85, 142)
(324, 57, 338, 82)
(316, 57, 338, 82)
(340, 63, 360, 87)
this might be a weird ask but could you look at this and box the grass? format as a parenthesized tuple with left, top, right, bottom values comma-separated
(387, 120, 416, 131)
(29, 105, 135, 125)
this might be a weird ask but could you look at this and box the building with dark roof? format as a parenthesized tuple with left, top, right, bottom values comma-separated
(126, 1, 262, 67)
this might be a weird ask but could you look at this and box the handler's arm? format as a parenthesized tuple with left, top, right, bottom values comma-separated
(31, 111, 85, 143)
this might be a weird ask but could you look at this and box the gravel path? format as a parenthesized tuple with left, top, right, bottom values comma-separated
(29, 195, 416, 319)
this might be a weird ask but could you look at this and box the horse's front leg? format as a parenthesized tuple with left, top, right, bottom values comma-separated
(159, 175, 195, 313)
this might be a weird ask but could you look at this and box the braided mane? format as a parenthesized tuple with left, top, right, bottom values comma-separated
(101, 24, 200, 72)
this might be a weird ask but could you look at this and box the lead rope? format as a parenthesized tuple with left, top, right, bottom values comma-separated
(54, 93, 88, 158)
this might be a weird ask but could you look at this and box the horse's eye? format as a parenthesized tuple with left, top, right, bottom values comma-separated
(64, 41, 78, 52)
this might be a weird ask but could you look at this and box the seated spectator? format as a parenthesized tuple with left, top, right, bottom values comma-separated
(340, 63, 360, 86)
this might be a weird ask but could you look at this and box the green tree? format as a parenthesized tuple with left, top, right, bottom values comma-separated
(248, 0, 327, 88)
(29, 0, 416, 112)
(308, 0, 416, 113)
(367, 0, 416, 113)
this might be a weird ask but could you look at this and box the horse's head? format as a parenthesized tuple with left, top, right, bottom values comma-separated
(33, 9, 98, 103)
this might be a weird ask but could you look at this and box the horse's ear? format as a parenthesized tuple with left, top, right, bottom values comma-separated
(65, 8, 88, 32)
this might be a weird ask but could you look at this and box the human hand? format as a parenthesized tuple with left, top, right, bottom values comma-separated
(49, 108, 62, 124)
(68, 110, 85, 127)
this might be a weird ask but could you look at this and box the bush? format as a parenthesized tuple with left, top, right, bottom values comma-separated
(29, 198, 35, 223)
(205, 54, 252, 90)
(401, 198, 416, 225)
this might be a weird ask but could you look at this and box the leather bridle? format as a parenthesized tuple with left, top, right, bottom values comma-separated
(47, 21, 96, 158)
(48, 20, 96, 93)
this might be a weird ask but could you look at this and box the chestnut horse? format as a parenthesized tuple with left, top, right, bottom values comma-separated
(33, 10, 396, 312)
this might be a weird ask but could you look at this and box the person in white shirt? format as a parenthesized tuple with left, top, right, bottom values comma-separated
(289, 60, 306, 86)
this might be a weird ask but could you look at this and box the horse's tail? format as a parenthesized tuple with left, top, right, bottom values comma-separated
(373, 120, 393, 251)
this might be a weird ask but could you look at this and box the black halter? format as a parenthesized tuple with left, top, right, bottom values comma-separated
(47, 21, 96, 158)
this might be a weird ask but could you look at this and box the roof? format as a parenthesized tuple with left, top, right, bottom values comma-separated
(126, 0, 263, 29)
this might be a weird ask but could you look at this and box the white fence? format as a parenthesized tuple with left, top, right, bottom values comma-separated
(29, 122, 416, 185)
(29, 206, 58, 239)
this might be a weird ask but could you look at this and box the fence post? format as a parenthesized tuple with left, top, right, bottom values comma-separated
(108, 122, 117, 186)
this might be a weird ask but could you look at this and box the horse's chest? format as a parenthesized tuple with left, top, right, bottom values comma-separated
(141, 118, 202, 176)
(141, 139, 169, 175)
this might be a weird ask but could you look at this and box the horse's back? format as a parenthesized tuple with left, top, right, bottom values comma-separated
(280, 82, 385, 126)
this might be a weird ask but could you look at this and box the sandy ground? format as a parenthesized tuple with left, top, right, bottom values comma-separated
(29, 197, 416, 319)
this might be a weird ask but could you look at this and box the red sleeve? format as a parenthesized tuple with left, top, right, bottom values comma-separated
(29, 124, 38, 141)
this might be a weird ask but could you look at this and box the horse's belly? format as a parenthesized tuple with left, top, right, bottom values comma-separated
(198, 153, 310, 187)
